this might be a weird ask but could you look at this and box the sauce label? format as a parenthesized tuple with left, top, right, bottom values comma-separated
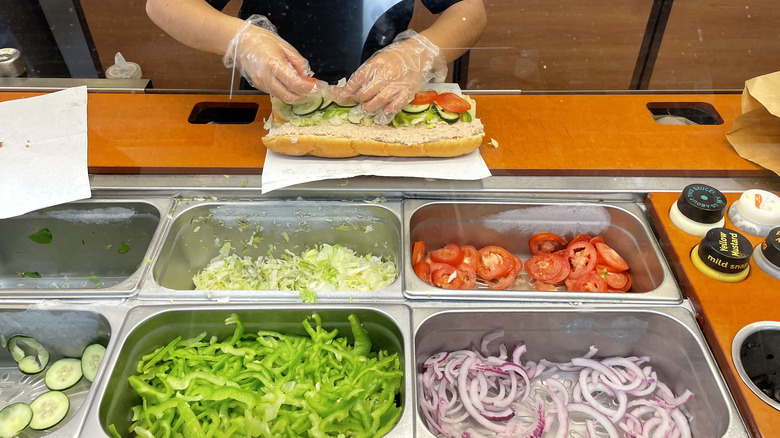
(698, 227, 752, 274)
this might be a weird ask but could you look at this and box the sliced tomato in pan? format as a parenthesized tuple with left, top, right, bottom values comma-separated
(430, 243, 464, 267)
(526, 252, 570, 284)
(457, 263, 478, 289)
(485, 263, 518, 290)
(569, 270, 608, 292)
(413, 260, 432, 285)
(594, 242, 629, 272)
(477, 245, 515, 280)
(529, 232, 568, 255)
(566, 241, 598, 278)
(430, 263, 462, 289)
(412, 241, 426, 266)
(460, 245, 479, 267)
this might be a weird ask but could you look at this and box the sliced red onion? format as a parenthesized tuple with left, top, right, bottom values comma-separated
(480, 329, 505, 357)
(539, 386, 569, 438)
(419, 336, 693, 438)
(578, 369, 627, 423)
(424, 351, 449, 368)
(567, 402, 620, 438)
(457, 356, 509, 434)
(655, 381, 694, 407)
(671, 408, 692, 438)
(512, 342, 527, 364)
(585, 419, 599, 437)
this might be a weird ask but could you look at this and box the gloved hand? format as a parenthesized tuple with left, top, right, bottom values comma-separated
(337, 30, 447, 115)
(223, 15, 317, 103)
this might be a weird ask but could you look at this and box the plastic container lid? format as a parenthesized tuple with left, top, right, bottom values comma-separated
(696, 227, 753, 274)
(676, 184, 727, 224)
(105, 52, 142, 79)
(731, 189, 780, 230)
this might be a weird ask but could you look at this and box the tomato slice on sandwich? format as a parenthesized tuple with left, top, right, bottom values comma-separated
(410, 90, 438, 105)
(434, 92, 471, 113)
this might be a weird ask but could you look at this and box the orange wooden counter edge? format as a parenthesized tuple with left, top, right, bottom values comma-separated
(646, 192, 780, 438)
(0, 91, 770, 175)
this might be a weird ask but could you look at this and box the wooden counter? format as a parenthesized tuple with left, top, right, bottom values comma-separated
(0, 91, 769, 176)
(647, 192, 780, 438)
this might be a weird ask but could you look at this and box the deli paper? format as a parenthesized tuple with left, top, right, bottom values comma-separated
(261, 149, 492, 194)
(0, 86, 91, 219)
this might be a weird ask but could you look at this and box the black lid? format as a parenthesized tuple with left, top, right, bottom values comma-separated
(761, 227, 780, 267)
(698, 228, 753, 273)
(677, 184, 727, 224)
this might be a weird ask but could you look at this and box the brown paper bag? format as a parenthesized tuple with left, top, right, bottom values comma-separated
(726, 71, 780, 176)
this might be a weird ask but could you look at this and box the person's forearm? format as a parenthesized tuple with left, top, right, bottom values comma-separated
(419, 0, 487, 63)
(145, 0, 245, 56)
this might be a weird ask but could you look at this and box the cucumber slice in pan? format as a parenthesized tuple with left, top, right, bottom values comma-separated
(7, 336, 49, 374)
(0, 402, 33, 438)
(81, 343, 106, 383)
(29, 391, 69, 430)
(45, 358, 82, 391)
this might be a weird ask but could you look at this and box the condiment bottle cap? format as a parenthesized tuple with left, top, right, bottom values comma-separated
(761, 227, 780, 268)
(697, 227, 753, 274)
(677, 184, 726, 224)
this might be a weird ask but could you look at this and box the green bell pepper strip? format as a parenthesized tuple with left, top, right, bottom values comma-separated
(348, 314, 371, 357)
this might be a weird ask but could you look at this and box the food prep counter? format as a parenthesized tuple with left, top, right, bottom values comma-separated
(1, 89, 779, 437)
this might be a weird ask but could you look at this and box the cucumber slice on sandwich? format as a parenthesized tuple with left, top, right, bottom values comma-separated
(0, 403, 33, 438)
(7, 336, 49, 374)
(28, 391, 69, 431)
(45, 358, 82, 391)
(291, 97, 324, 116)
(401, 103, 431, 114)
(434, 104, 460, 124)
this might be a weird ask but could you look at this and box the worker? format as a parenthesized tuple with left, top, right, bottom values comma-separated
(145, 0, 486, 113)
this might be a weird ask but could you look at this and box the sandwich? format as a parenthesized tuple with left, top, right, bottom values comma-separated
(262, 89, 485, 158)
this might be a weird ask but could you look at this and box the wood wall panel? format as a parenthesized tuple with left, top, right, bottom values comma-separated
(649, 0, 780, 90)
(79, 0, 238, 90)
(76, 0, 779, 92)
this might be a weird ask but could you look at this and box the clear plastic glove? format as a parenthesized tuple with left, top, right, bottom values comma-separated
(223, 15, 317, 103)
(337, 30, 447, 116)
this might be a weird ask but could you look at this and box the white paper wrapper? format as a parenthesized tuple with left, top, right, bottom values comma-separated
(0, 86, 91, 218)
(261, 149, 490, 194)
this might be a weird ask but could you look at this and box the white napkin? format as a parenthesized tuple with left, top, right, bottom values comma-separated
(0, 86, 91, 219)
(261, 149, 491, 194)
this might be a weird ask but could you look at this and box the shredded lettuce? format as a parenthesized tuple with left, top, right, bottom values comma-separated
(193, 244, 397, 297)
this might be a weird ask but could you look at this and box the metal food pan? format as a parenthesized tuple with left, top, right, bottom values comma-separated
(732, 321, 780, 411)
(84, 304, 414, 437)
(413, 306, 749, 437)
(404, 200, 680, 303)
(0, 307, 112, 438)
(145, 200, 403, 301)
(0, 199, 170, 299)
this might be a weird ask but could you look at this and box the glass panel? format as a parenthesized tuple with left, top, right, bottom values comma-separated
(1, 0, 778, 92)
